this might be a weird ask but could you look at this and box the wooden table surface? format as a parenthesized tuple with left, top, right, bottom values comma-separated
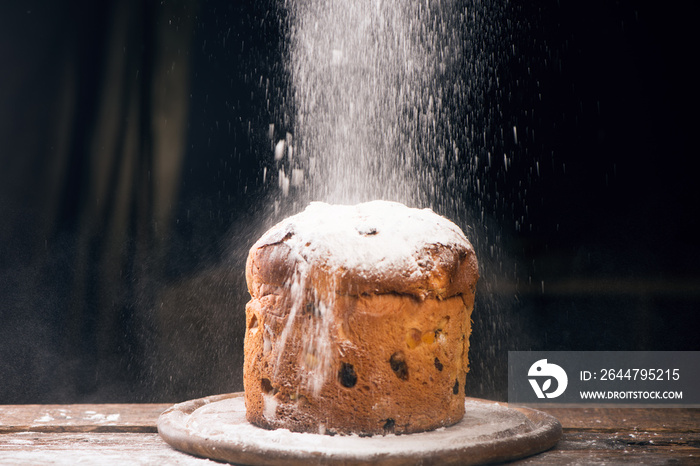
(0, 401, 698, 465)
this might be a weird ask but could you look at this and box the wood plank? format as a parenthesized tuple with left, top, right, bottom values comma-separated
(513, 449, 700, 465)
(0, 432, 211, 465)
(511, 431, 700, 464)
(4, 403, 696, 434)
(1, 431, 697, 465)
(536, 407, 700, 433)
(0, 404, 170, 433)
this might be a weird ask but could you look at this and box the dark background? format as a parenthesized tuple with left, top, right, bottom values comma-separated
(1, 0, 698, 404)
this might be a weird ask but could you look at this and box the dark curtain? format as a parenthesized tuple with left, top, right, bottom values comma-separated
(0, 0, 194, 402)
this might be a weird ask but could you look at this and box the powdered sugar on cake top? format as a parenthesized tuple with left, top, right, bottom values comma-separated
(255, 200, 473, 283)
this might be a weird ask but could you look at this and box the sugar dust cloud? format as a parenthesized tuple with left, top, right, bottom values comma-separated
(261, 0, 528, 400)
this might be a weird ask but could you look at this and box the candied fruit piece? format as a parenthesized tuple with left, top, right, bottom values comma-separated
(434, 357, 444, 371)
(390, 352, 409, 381)
(304, 352, 319, 368)
(406, 328, 422, 349)
(261, 378, 278, 395)
(383, 418, 395, 434)
(338, 362, 358, 388)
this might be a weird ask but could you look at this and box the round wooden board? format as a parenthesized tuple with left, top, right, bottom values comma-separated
(157, 393, 561, 465)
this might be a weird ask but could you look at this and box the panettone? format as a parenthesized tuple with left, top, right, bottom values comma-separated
(243, 201, 478, 435)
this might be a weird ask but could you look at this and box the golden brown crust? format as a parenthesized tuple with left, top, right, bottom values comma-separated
(244, 292, 474, 435)
(246, 237, 478, 301)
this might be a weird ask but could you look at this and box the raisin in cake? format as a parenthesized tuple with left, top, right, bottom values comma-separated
(243, 200, 478, 435)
